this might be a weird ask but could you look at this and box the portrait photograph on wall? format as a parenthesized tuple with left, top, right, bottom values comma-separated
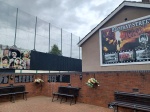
(100, 15, 150, 66)
(0, 45, 30, 69)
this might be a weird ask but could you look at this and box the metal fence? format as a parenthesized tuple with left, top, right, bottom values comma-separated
(0, 1, 82, 59)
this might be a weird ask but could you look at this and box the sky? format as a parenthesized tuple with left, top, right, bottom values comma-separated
(0, 0, 141, 39)
(0, 0, 141, 59)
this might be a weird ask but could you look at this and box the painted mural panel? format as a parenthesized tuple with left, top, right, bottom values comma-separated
(100, 15, 150, 66)
(0, 45, 30, 69)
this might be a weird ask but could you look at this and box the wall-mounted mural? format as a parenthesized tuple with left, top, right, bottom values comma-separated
(0, 45, 30, 69)
(100, 15, 150, 66)
(0, 46, 81, 71)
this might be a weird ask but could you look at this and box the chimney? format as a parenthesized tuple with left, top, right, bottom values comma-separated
(142, 0, 150, 3)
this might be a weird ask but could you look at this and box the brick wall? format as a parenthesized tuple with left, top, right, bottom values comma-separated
(0, 71, 150, 112)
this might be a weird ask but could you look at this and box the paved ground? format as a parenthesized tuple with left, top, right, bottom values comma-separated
(0, 96, 113, 112)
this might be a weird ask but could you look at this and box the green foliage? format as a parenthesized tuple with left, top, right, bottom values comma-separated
(49, 44, 62, 56)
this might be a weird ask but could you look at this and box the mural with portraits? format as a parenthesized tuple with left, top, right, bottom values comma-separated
(0, 45, 30, 69)
(100, 15, 150, 66)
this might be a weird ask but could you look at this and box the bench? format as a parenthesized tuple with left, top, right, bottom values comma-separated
(111, 91, 150, 112)
(52, 86, 80, 105)
(0, 85, 28, 103)
(12, 85, 29, 102)
(0, 87, 15, 102)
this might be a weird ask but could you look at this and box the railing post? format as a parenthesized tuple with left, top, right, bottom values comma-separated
(61, 28, 62, 53)
(14, 8, 18, 47)
(49, 23, 51, 53)
(70, 33, 72, 58)
(79, 37, 80, 59)
(33, 17, 37, 51)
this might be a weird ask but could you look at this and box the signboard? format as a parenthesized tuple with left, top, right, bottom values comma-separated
(100, 15, 150, 66)
(48, 75, 70, 83)
(0, 76, 9, 84)
(15, 75, 33, 83)
(0, 45, 30, 69)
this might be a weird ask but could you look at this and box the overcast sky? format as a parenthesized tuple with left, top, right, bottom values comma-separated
(0, 0, 141, 39)
(0, 0, 142, 58)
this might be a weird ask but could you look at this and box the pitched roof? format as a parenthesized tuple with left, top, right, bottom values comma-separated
(78, 1, 150, 47)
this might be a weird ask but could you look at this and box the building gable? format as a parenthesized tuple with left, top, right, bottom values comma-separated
(78, 1, 150, 47)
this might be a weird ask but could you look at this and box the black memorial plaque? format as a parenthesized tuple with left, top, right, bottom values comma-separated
(0, 76, 9, 84)
(48, 75, 70, 83)
(15, 75, 33, 83)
